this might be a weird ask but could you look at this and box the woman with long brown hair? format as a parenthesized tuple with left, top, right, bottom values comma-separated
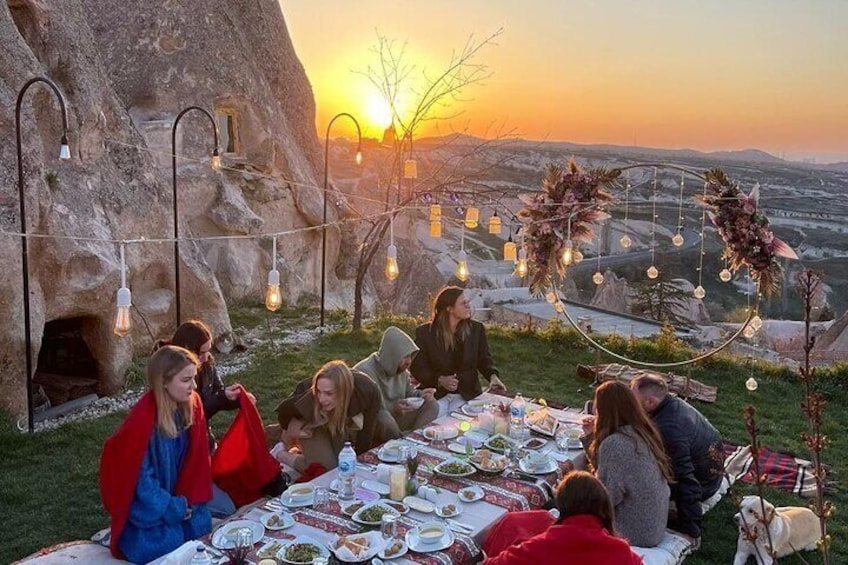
(410, 286, 506, 416)
(588, 380, 672, 547)
(100, 346, 212, 563)
(482, 471, 642, 564)
(275, 360, 381, 472)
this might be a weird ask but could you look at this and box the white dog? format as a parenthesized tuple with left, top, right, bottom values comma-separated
(733, 495, 820, 565)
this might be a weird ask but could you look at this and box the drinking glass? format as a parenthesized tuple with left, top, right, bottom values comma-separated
(555, 431, 570, 453)
(313, 486, 330, 512)
(380, 513, 398, 540)
(312, 558, 329, 565)
(398, 445, 411, 465)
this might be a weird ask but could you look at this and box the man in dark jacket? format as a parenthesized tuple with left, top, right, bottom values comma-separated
(630, 374, 724, 542)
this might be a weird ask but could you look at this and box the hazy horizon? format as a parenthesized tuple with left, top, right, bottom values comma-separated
(282, 0, 848, 164)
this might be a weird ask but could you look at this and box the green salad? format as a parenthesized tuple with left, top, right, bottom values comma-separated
(358, 504, 397, 523)
(285, 542, 321, 563)
(438, 461, 474, 475)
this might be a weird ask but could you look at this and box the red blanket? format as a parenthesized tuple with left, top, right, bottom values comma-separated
(212, 386, 281, 506)
(100, 391, 211, 558)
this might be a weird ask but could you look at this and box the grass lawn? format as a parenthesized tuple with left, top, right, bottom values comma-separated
(0, 307, 845, 564)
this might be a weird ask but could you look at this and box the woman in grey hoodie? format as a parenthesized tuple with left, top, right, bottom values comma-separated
(588, 380, 673, 547)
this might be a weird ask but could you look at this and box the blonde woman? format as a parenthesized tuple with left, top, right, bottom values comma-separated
(100, 346, 212, 563)
(275, 360, 381, 473)
(410, 286, 506, 416)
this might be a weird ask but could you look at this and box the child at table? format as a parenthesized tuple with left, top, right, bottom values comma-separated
(482, 471, 643, 564)
(100, 346, 213, 563)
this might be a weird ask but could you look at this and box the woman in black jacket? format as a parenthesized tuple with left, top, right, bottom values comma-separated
(276, 360, 381, 473)
(410, 286, 506, 416)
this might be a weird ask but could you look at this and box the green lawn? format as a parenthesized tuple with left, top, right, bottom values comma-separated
(0, 308, 845, 564)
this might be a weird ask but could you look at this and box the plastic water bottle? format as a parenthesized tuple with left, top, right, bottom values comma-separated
(510, 392, 526, 439)
(189, 545, 213, 565)
(338, 441, 357, 500)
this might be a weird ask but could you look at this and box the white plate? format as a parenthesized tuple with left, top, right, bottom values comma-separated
(521, 437, 549, 450)
(422, 425, 459, 441)
(457, 485, 484, 503)
(406, 525, 455, 553)
(340, 500, 367, 516)
(279, 490, 314, 508)
(463, 430, 489, 443)
(277, 535, 330, 565)
(461, 401, 486, 416)
(382, 500, 410, 515)
(435, 502, 462, 518)
(379, 538, 409, 560)
(361, 479, 391, 495)
(483, 433, 518, 453)
(403, 495, 435, 513)
(519, 454, 558, 475)
(256, 539, 288, 560)
(404, 397, 425, 409)
(329, 531, 384, 563)
(433, 458, 476, 478)
(526, 417, 559, 437)
(351, 501, 401, 526)
(211, 519, 266, 549)
(377, 441, 406, 463)
(261, 510, 295, 531)
(447, 441, 476, 455)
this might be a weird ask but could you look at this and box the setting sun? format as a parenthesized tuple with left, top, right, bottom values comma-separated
(364, 90, 394, 132)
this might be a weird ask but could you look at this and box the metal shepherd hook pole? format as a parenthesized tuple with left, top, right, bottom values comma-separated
(15, 77, 71, 433)
(170, 106, 220, 327)
(321, 113, 362, 328)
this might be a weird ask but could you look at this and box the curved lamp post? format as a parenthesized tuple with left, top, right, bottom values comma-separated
(320, 113, 362, 328)
(15, 77, 71, 432)
(170, 106, 220, 327)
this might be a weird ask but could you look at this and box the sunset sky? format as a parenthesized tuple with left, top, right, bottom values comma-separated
(282, 1, 848, 163)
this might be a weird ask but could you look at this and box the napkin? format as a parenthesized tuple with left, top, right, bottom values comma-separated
(376, 463, 403, 484)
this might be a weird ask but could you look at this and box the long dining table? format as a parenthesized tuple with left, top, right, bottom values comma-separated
(169, 393, 588, 565)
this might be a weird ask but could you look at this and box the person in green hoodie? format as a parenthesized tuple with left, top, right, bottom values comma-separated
(354, 326, 438, 443)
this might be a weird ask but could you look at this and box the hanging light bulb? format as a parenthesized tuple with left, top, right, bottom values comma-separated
(562, 240, 574, 266)
(743, 325, 756, 339)
(113, 244, 132, 337)
(647, 265, 659, 279)
(745, 377, 759, 391)
(488, 211, 502, 235)
(455, 250, 470, 282)
(503, 235, 517, 262)
(593, 271, 605, 285)
(384, 218, 399, 280)
(515, 248, 528, 278)
(211, 149, 221, 170)
(465, 207, 479, 229)
(620, 234, 632, 249)
(719, 268, 732, 282)
(385, 244, 399, 281)
(355, 148, 363, 165)
(59, 133, 71, 160)
(546, 291, 558, 304)
(693, 285, 706, 299)
(265, 238, 282, 311)
(750, 314, 763, 331)
(573, 249, 584, 264)
(554, 301, 564, 314)
(403, 159, 418, 179)
(672, 233, 685, 247)
(422, 192, 433, 203)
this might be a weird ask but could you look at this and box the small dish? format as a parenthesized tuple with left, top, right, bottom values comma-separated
(377, 440, 405, 463)
(522, 437, 548, 450)
(256, 539, 287, 560)
(351, 501, 401, 526)
(287, 484, 315, 502)
(383, 500, 410, 515)
(519, 453, 558, 475)
(406, 523, 454, 553)
(435, 502, 462, 518)
(461, 399, 486, 416)
(422, 425, 459, 441)
(404, 397, 425, 410)
(433, 458, 476, 478)
(403, 495, 435, 513)
(448, 441, 475, 455)
(277, 535, 330, 564)
(211, 519, 266, 549)
(483, 433, 518, 453)
(329, 531, 383, 563)
(457, 485, 484, 503)
(261, 510, 295, 530)
(340, 500, 366, 516)
(361, 479, 391, 496)
(379, 538, 409, 560)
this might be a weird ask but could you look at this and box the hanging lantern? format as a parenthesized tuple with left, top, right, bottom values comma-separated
(113, 244, 132, 337)
(745, 377, 759, 391)
(265, 269, 282, 311)
(562, 239, 574, 266)
(488, 211, 502, 235)
(385, 244, 399, 281)
(465, 207, 479, 229)
(515, 248, 528, 278)
(750, 315, 763, 331)
(743, 325, 756, 339)
(573, 249, 584, 264)
(553, 302, 564, 314)
(503, 238, 517, 262)
(404, 159, 418, 179)
(429, 203, 441, 222)
(672, 233, 685, 247)
(593, 271, 605, 285)
(719, 268, 733, 282)
(620, 234, 632, 249)
(693, 285, 706, 299)
(545, 291, 557, 304)
(455, 250, 470, 282)
(647, 265, 659, 279)
(429, 220, 442, 238)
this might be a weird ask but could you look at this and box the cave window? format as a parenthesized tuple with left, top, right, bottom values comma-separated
(215, 109, 240, 155)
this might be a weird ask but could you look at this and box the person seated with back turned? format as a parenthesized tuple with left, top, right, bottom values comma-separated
(410, 286, 506, 416)
(588, 380, 672, 547)
(630, 373, 724, 544)
(354, 326, 438, 442)
(275, 360, 381, 473)
(100, 346, 212, 564)
(482, 470, 643, 564)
